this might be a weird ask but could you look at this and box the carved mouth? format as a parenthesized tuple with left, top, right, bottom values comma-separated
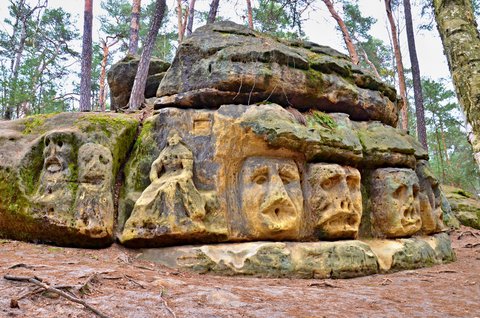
(401, 206, 420, 228)
(261, 205, 298, 232)
(45, 157, 63, 173)
(318, 210, 360, 228)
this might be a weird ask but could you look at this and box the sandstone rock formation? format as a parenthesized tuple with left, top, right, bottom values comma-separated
(156, 21, 398, 127)
(107, 55, 170, 110)
(0, 21, 456, 278)
(444, 185, 480, 229)
(0, 113, 138, 247)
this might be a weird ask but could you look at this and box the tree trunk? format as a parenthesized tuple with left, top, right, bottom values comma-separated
(207, 0, 220, 24)
(360, 48, 381, 79)
(128, 0, 141, 56)
(99, 37, 119, 112)
(80, 0, 93, 112)
(322, 0, 360, 65)
(128, 0, 167, 110)
(176, 0, 189, 42)
(403, 0, 428, 150)
(177, 0, 184, 42)
(186, 0, 196, 35)
(385, 0, 408, 130)
(246, 0, 254, 29)
(433, 0, 480, 169)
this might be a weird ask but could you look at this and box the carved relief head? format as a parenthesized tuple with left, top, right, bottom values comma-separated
(78, 143, 113, 185)
(416, 160, 445, 234)
(37, 131, 79, 197)
(371, 168, 422, 238)
(42, 131, 75, 177)
(239, 157, 303, 239)
(308, 163, 362, 239)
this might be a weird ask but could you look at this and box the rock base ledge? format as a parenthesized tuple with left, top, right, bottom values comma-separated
(139, 233, 454, 279)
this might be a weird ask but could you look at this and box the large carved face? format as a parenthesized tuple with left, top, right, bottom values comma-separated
(371, 168, 422, 238)
(239, 157, 304, 239)
(42, 131, 74, 177)
(416, 161, 445, 234)
(78, 143, 113, 185)
(308, 163, 362, 239)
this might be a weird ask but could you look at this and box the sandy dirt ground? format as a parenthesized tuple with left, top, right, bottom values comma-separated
(1, 226, 479, 318)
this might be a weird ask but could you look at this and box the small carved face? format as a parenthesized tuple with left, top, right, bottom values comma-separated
(167, 130, 181, 146)
(239, 157, 303, 239)
(42, 132, 74, 175)
(416, 161, 445, 234)
(308, 164, 362, 239)
(78, 143, 113, 185)
(371, 168, 422, 238)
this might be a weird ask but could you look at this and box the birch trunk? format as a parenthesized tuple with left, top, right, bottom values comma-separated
(433, 0, 480, 169)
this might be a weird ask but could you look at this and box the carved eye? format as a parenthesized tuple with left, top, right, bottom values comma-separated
(280, 175, 292, 184)
(99, 154, 109, 165)
(253, 174, 268, 185)
(45, 138, 50, 146)
(412, 184, 420, 197)
(346, 175, 359, 189)
(321, 176, 340, 190)
(58, 141, 63, 148)
(393, 185, 406, 199)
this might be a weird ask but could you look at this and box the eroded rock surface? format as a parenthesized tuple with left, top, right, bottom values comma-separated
(108, 55, 170, 110)
(139, 233, 453, 278)
(156, 21, 399, 127)
(0, 113, 138, 247)
(444, 185, 480, 229)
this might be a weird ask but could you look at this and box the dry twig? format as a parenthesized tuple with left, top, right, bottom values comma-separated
(4, 275, 110, 318)
(159, 286, 177, 318)
(458, 230, 479, 240)
(308, 281, 341, 288)
(125, 274, 146, 289)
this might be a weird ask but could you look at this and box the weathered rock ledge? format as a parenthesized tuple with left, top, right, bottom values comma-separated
(155, 21, 399, 127)
(139, 233, 454, 278)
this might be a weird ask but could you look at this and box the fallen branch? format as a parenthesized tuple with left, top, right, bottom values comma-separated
(464, 243, 480, 248)
(458, 230, 479, 240)
(4, 275, 110, 318)
(8, 263, 49, 269)
(380, 278, 392, 286)
(308, 281, 341, 288)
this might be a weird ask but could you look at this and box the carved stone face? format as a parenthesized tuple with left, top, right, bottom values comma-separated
(371, 168, 422, 238)
(416, 160, 445, 234)
(308, 163, 362, 239)
(239, 157, 303, 239)
(78, 143, 113, 185)
(42, 131, 74, 177)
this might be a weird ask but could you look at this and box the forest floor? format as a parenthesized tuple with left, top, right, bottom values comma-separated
(1, 226, 479, 318)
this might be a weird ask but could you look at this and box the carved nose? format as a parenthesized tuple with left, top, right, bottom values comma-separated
(260, 174, 292, 213)
(339, 199, 352, 211)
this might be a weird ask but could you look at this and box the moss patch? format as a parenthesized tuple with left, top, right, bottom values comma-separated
(22, 113, 57, 135)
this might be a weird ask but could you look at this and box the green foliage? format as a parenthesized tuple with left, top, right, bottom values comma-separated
(0, 2, 79, 119)
(306, 110, 337, 130)
(422, 78, 480, 194)
(99, 0, 176, 61)
(252, 0, 304, 40)
(338, 1, 394, 84)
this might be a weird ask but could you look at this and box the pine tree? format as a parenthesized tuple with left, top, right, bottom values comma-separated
(128, 0, 167, 110)
(79, 0, 93, 112)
